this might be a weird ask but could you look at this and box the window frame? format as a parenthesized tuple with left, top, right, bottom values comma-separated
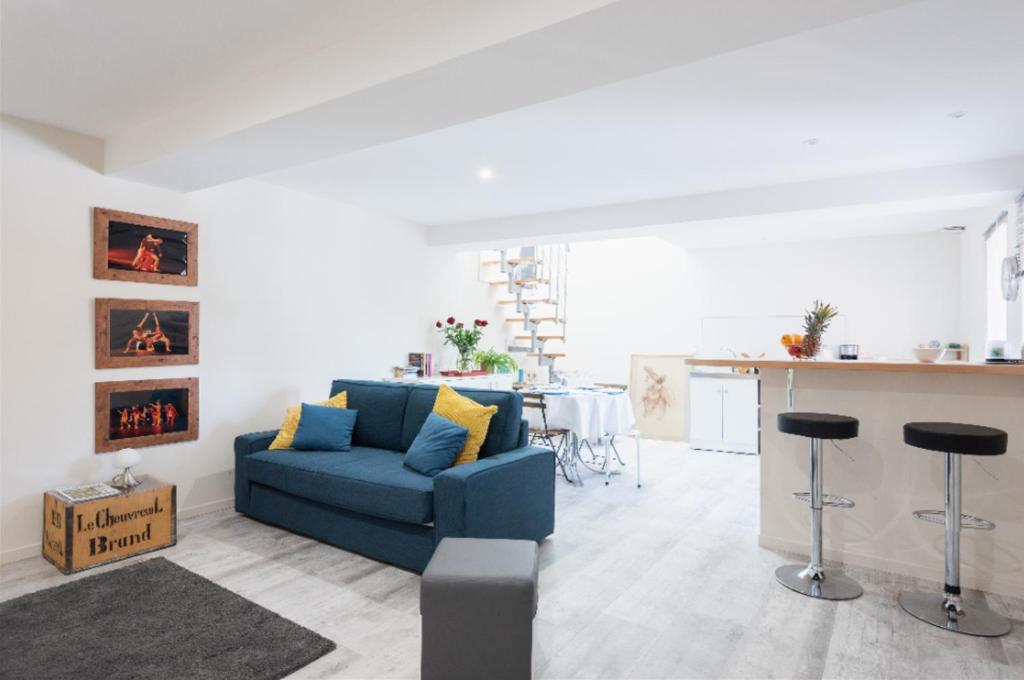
(984, 211, 1009, 347)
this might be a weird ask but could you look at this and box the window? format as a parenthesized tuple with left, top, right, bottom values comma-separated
(1017, 193, 1024, 353)
(985, 214, 1008, 344)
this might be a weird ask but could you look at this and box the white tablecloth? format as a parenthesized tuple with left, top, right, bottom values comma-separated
(524, 389, 635, 441)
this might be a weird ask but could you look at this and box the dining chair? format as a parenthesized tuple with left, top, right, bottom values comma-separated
(522, 393, 572, 481)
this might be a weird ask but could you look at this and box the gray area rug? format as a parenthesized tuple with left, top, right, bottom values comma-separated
(0, 557, 336, 680)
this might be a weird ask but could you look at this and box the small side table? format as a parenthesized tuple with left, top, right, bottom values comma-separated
(42, 476, 177, 574)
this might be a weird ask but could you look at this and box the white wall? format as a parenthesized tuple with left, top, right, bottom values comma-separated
(422, 250, 510, 369)
(447, 232, 969, 385)
(959, 221, 990, 356)
(0, 116, 437, 560)
(422, 240, 701, 383)
(687, 231, 965, 360)
(557, 238, 699, 382)
(557, 232, 966, 382)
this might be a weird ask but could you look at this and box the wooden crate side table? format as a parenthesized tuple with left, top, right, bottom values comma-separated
(42, 476, 176, 574)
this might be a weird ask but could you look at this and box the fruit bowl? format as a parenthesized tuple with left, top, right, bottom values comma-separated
(781, 333, 807, 359)
(912, 347, 946, 363)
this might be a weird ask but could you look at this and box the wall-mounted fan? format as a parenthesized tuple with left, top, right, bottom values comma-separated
(1003, 255, 1021, 301)
(1005, 192, 1024, 302)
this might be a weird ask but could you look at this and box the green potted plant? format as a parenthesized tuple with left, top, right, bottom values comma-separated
(473, 347, 518, 374)
(435, 317, 488, 372)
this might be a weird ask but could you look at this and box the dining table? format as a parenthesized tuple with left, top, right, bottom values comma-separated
(520, 385, 637, 485)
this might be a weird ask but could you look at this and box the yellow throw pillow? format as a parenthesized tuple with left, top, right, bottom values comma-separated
(432, 383, 498, 466)
(268, 391, 348, 450)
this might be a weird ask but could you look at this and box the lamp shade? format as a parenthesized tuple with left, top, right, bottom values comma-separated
(112, 448, 141, 468)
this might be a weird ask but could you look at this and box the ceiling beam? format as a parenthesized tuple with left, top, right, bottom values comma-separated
(427, 157, 1024, 247)
(105, 0, 914, 191)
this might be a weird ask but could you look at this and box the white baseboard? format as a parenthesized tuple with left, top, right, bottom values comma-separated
(0, 497, 235, 566)
(0, 543, 41, 566)
(759, 533, 1024, 600)
(177, 497, 234, 520)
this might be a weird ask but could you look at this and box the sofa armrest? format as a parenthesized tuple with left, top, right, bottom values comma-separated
(518, 418, 529, 448)
(433, 446, 554, 542)
(234, 430, 278, 513)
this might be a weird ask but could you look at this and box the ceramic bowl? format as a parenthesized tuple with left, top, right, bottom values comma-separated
(912, 347, 946, 363)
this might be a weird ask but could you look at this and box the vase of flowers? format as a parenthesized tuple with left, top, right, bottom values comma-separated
(435, 316, 489, 372)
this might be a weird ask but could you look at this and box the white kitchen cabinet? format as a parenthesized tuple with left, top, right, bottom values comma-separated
(688, 374, 760, 454)
(689, 376, 725, 445)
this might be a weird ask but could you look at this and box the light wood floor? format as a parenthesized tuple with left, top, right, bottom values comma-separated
(3, 442, 1022, 679)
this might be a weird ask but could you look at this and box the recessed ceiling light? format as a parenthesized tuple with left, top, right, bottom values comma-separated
(947, 110, 968, 119)
(802, 138, 820, 146)
(477, 167, 495, 182)
(943, 225, 967, 231)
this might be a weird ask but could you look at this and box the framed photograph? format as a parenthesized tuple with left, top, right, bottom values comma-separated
(95, 378, 198, 453)
(93, 208, 198, 286)
(95, 298, 199, 368)
(628, 354, 692, 441)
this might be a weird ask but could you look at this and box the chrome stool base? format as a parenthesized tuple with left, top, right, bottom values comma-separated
(775, 564, 863, 601)
(792, 492, 855, 509)
(911, 509, 995, 530)
(898, 591, 1011, 637)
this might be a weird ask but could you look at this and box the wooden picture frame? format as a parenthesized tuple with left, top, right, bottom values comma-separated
(95, 378, 199, 453)
(628, 354, 692, 441)
(95, 298, 199, 368)
(93, 207, 198, 286)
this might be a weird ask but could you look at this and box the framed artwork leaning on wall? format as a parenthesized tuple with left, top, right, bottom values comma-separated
(93, 207, 198, 286)
(95, 378, 199, 453)
(628, 354, 692, 441)
(95, 298, 199, 368)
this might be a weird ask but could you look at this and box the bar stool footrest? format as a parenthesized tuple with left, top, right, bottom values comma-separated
(791, 492, 855, 509)
(911, 510, 995, 530)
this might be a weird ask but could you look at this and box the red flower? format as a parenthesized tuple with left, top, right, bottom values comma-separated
(474, 319, 483, 327)
(480, 320, 489, 327)
(456, 322, 464, 329)
(435, 320, 442, 328)
(446, 316, 455, 325)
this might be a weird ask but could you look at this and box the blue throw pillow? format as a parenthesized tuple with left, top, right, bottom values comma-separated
(404, 413, 469, 477)
(291, 403, 357, 451)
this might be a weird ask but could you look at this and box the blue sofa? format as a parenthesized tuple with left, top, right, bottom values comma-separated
(234, 379, 555, 572)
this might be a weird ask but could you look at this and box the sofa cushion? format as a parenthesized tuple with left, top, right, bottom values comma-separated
(269, 390, 348, 450)
(402, 385, 523, 458)
(404, 413, 468, 477)
(330, 380, 409, 451)
(432, 384, 498, 466)
(292, 404, 357, 451)
(246, 446, 435, 524)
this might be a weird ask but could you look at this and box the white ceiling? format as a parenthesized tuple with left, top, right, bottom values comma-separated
(0, 0, 433, 136)
(2, 0, 1021, 248)
(262, 0, 1024, 226)
(2, 0, 913, 189)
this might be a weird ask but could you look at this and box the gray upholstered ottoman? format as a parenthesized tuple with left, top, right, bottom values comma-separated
(420, 537, 539, 680)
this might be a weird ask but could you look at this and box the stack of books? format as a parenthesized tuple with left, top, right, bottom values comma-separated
(407, 352, 434, 377)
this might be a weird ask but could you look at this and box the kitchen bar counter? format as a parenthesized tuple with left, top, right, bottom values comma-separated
(687, 357, 1024, 376)
(687, 356, 1024, 598)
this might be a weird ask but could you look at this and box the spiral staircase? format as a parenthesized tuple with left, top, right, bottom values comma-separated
(480, 245, 569, 382)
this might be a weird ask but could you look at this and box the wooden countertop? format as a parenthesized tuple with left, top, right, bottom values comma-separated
(686, 358, 1024, 376)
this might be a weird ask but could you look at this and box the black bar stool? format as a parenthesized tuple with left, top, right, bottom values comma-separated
(775, 412, 863, 600)
(899, 422, 1011, 637)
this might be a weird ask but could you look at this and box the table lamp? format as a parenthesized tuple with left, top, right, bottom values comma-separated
(111, 448, 142, 489)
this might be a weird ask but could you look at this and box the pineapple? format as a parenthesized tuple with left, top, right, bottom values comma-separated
(801, 300, 838, 358)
